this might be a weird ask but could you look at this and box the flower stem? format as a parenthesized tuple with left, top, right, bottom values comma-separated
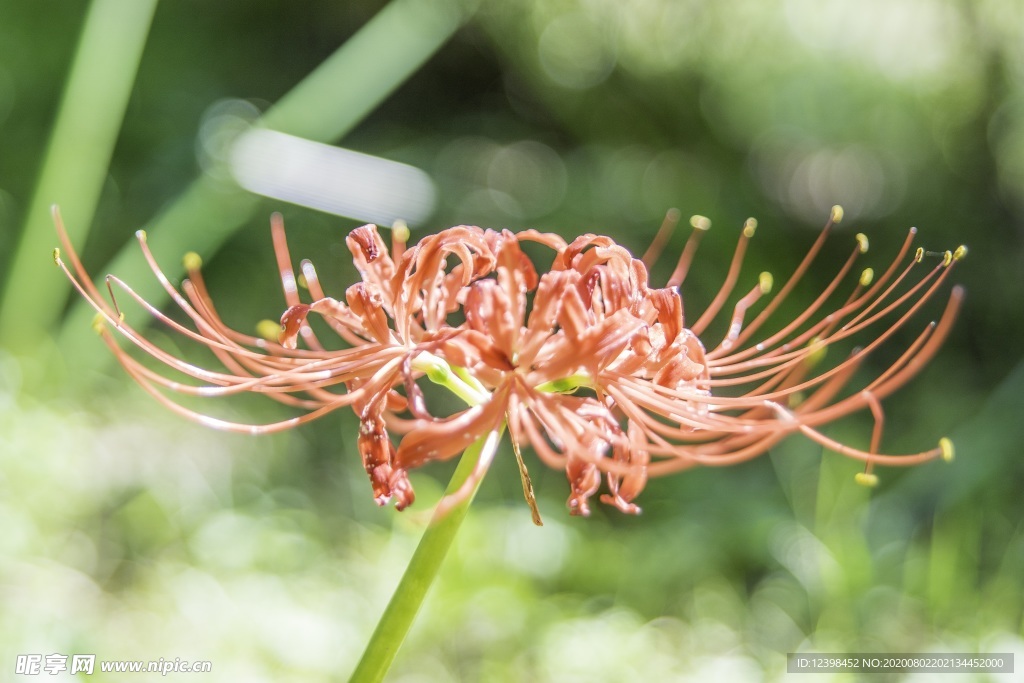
(347, 428, 502, 683)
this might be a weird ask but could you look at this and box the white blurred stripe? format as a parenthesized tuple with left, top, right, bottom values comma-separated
(229, 128, 436, 225)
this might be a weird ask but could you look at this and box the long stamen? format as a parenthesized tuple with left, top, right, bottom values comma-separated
(708, 205, 842, 355)
(271, 213, 324, 351)
(702, 271, 772, 355)
(666, 214, 711, 288)
(690, 218, 758, 335)
(709, 255, 953, 378)
(641, 207, 681, 269)
(854, 391, 884, 486)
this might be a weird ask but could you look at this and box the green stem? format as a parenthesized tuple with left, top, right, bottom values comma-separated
(348, 428, 502, 683)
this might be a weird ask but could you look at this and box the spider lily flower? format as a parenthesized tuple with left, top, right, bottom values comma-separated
(54, 204, 964, 521)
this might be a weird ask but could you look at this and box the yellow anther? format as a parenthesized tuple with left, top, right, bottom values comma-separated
(758, 271, 773, 295)
(256, 319, 282, 342)
(915, 247, 924, 263)
(942, 250, 953, 267)
(297, 273, 308, 290)
(91, 312, 122, 334)
(135, 229, 148, 242)
(52, 248, 61, 265)
(854, 472, 879, 487)
(182, 251, 202, 272)
(391, 219, 411, 244)
(953, 245, 968, 261)
(804, 336, 828, 367)
(830, 205, 844, 223)
(939, 437, 954, 462)
(743, 218, 758, 238)
(859, 267, 874, 287)
(855, 233, 869, 254)
(690, 215, 711, 231)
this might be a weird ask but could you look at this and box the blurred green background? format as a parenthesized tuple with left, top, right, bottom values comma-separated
(1, 0, 1022, 680)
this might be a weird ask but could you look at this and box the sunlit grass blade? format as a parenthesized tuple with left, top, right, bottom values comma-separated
(0, 0, 158, 353)
(55, 0, 474, 378)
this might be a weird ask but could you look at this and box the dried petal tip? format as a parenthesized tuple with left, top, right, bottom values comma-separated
(854, 472, 879, 487)
(391, 219, 410, 244)
(859, 267, 874, 287)
(689, 214, 711, 231)
(856, 233, 869, 254)
(389, 470, 415, 511)
(348, 225, 381, 261)
(278, 304, 310, 349)
(758, 271, 774, 295)
(182, 251, 202, 272)
(953, 245, 968, 261)
(256, 319, 281, 342)
(743, 217, 758, 238)
(830, 204, 844, 223)
(939, 437, 955, 463)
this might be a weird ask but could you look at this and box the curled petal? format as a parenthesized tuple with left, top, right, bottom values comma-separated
(279, 304, 310, 349)
(649, 288, 684, 344)
(346, 283, 393, 344)
(356, 408, 400, 507)
(348, 224, 384, 262)
(465, 281, 516, 368)
(395, 385, 510, 470)
(600, 421, 649, 515)
(566, 452, 601, 517)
